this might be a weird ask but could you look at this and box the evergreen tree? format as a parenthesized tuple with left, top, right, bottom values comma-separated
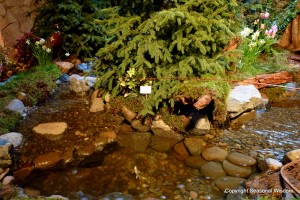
(93, 0, 239, 123)
(33, 0, 110, 58)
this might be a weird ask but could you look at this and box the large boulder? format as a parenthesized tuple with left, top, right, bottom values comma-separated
(226, 85, 267, 118)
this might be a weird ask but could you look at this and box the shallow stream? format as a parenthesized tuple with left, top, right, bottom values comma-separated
(14, 83, 300, 200)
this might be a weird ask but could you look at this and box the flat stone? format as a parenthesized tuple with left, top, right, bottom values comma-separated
(214, 176, 246, 191)
(185, 155, 208, 169)
(118, 123, 133, 135)
(184, 137, 207, 155)
(5, 98, 25, 114)
(202, 146, 228, 162)
(0, 132, 23, 147)
(227, 152, 256, 166)
(200, 161, 226, 180)
(33, 122, 67, 140)
(172, 142, 190, 161)
(33, 152, 62, 170)
(222, 160, 252, 178)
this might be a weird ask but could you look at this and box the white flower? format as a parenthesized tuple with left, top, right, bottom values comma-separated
(26, 39, 30, 45)
(251, 31, 260, 40)
(249, 42, 257, 48)
(39, 38, 46, 44)
(46, 48, 51, 53)
(50, 37, 54, 42)
(259, 39, 265, 45)
(240, 27, 253, 38)
(65, 52, 70, 57)
(42, 45, 47, 50)
(35, 41, 40, 46)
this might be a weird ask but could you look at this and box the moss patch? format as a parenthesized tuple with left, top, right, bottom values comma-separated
(0, 64, 61, 134)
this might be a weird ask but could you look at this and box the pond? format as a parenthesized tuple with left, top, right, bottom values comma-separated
(14, 83, 300, 200)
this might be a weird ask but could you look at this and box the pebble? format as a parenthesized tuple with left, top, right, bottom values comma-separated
(2, 175, 15, 185)
(189, 191, 198, 199)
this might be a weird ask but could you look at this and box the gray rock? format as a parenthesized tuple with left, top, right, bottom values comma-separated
(59, 74, 70, 82)
(76, 62, 92, 72)
(227, 152, 256, 166)
(149, 135, 178, 152)
(33, 122, 68, 140)
(222, 160, 252, 178)
(5, 98, 25, 114)
(0, 144, 13, 168)
(200, 161, 226, 180)
(185, 155, 208, 169)
(214, 176, 246, 191)
(151, 120, 183, 142)
(69, 74, 96, 95)
(0, 138, 8, 146)
(202, 146, 228, 162)
(226, 85, 267, 118)
(0, 132, 23, 147)
(184, 137, 207, 155)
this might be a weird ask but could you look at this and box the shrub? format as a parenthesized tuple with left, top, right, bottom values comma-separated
(92, 0, 238, 123)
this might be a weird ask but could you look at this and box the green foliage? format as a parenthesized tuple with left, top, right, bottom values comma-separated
(34, 0, 110, 58)
(237, 0, 299, 34)
(93, 0, 238, 122)
(0, 64, 61, 134)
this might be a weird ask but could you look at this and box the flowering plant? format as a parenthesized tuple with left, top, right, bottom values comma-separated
(239, 11, 278, 68)
(27, 38, 52, 67)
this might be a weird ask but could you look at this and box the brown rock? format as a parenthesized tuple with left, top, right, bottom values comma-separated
(185, 155, 208, 169)
(227, 152, 256, 166)
(172, 142, 190, 161)
(121, 105, 137, 123)
(193, 94, 212, 110)
(33, 152, 62, 170)
(184, 137, 207, 156)
(202, 146, 228, 162)
(223, 160, 252, 178)
(118, 123, 133, 135)
(200, 161, 226, 180)
(150, 135, 178, 152)
(215, 176, 246, 191)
